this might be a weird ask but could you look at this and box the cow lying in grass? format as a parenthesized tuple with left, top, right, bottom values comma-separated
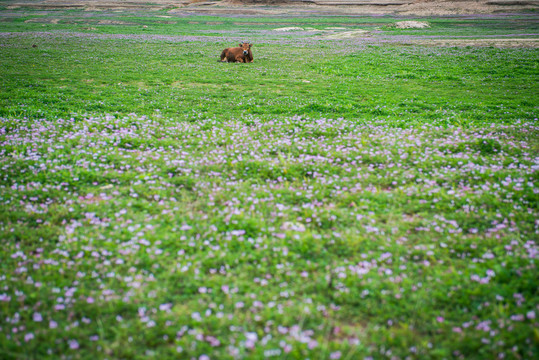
(220, 42, 253, 63)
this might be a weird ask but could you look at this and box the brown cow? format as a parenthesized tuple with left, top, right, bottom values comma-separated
(220, 42, 253, 63)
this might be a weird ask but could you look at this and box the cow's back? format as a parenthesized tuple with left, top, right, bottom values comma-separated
(222, 47, 242, 62)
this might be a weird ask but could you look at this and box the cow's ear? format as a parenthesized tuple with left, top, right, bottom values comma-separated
(239, 43, 243, 47)
(249, 44, 252, 48)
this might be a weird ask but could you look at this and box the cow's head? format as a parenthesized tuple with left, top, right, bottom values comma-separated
(239, 42, 252, 56)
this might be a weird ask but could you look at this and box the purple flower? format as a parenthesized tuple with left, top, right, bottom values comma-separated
(33, 312, 43, 322)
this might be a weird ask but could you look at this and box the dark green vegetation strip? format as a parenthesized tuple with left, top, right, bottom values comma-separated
(0, 8, 538, 360)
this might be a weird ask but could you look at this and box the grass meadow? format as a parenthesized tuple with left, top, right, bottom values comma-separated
(0, 6, 538, 360)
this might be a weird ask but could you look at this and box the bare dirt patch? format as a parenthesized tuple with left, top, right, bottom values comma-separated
(394, 21, 430, 29)
(273, 26, 305, 31)
(97, 20, 135, 25)
(6, 0, 179, 11)
(211, 0, 539, 16)
(322, 29, 371, 39)
(24, 18, 61, 24)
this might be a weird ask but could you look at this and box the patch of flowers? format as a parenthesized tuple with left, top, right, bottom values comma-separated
(0, 113, 537, 358)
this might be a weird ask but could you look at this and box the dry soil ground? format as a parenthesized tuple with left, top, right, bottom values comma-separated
(4, 0, 539, 16)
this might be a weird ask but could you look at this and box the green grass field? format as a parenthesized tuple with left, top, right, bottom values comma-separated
(0, 6, 538, 360)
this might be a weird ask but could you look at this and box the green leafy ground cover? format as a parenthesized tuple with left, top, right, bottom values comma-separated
(0, 7, 538, 360)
